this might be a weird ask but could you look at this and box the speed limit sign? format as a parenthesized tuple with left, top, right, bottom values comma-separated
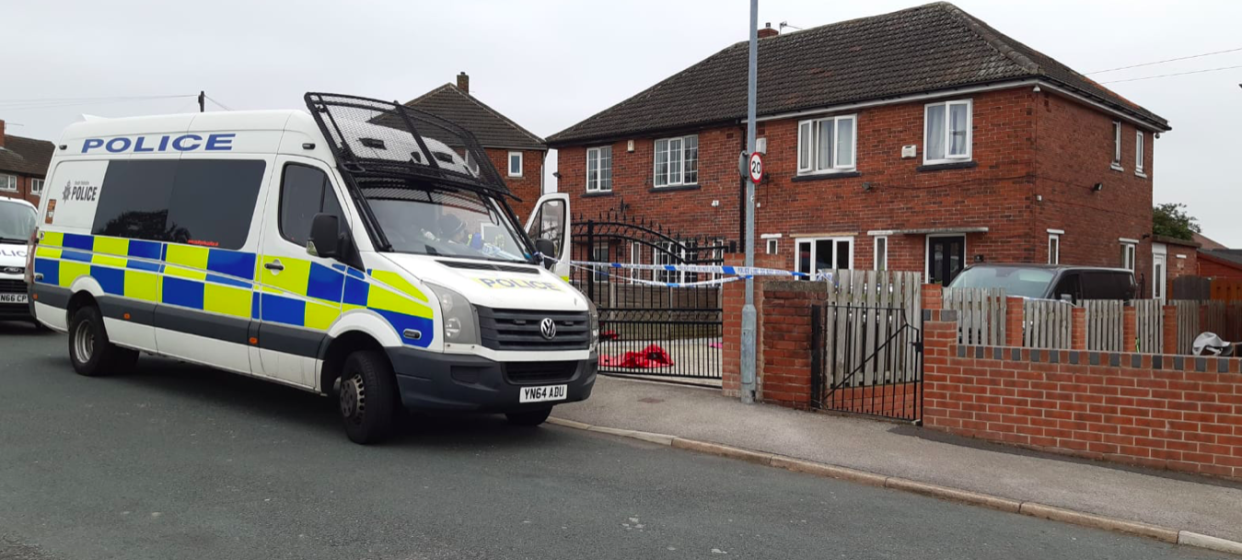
(748, 152, 764, 184)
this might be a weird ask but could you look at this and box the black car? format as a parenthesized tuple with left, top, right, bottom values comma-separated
(948, 264, 1137, 303)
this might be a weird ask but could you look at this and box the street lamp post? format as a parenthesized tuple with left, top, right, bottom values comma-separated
(740, 0, 758, 404)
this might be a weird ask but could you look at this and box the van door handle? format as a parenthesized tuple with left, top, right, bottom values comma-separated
(264, 260, 284, 272)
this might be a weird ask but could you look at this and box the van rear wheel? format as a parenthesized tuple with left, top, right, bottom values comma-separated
(68, 305, 138, 377)
(338, 350, 398, 444)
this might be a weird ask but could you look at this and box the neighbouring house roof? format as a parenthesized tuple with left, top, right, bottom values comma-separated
(1193, 232, 1228, 250)
(402, 84, 546, 152)
(547, 2, 1169, 146)
(1153, 235, 1199, 249)
(1201, 249, 1242, 268)
(0, 134, 55, 177)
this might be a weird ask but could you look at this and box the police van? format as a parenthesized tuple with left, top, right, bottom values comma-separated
(27, 93, 595, 444)
(0, 197, 37, 323)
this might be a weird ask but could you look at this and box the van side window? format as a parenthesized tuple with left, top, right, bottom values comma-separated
(93, 160, 178, 241)
(165, 160, 266, 249)
(1053, 273, 1081, 303)
(92, 159, 265, 250)
(279, 164, 343, 248)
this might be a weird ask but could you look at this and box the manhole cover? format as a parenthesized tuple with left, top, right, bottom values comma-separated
(638, 397, 664, 404)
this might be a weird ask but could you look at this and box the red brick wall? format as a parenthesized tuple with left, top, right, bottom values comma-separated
(1167, 244, 1198, 284)
(557, 87, 1156, 279)
(758, 281, 826, 408)
(486, 148, 544, 222)
(924, 312, 1242, 480)
(1033, 93, 1154, 287)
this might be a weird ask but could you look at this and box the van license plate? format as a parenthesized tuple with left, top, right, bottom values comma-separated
(519, 384, 568, 404)
(0, 293, 27, 304)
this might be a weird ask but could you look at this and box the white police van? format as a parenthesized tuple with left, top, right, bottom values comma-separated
(0, 197, 37, 323)
(28, 93, 595, 443)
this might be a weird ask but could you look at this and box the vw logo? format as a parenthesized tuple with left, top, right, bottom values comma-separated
(539, 318, 557, 340)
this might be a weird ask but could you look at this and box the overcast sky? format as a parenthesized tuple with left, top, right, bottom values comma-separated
(5, 0, 1241, 244)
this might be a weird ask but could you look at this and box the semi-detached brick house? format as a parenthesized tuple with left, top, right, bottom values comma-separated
(402, 73, 547, 221)
(0, 119, 54, 207)
(547, 2, 1171, 292)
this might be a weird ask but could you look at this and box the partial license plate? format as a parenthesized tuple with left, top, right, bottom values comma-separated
(0, 293, 27, 304)
(519, 384, 568, 404)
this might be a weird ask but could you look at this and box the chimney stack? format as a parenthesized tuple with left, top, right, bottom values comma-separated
(457, 72, 470, 94)
(757, 22, 778, 38)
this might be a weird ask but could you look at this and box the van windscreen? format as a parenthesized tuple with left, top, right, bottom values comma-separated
(0, 201, 35, 243)
(948, 267, 1055, 298)
(360, 183, 530, 263)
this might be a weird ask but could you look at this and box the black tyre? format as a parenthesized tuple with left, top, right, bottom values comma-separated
(506, 407, 552, 427)
(68, 305, 138, 377)
(338, 350, 398, 444)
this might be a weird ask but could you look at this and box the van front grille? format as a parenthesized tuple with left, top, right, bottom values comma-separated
(0, 279, 26, 294)
(477, 307, 590, 351)
(504, 361, 579, 384)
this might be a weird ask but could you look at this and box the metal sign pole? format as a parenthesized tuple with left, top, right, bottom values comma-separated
(740, 0, 758, 404)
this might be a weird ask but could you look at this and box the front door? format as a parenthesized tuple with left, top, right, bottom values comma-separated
(927, 235, 966, 286)
(253, 157, 350, 387)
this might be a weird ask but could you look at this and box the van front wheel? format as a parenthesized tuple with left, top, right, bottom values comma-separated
(338, 350, 398, 444)
(68, 305, 138, 377)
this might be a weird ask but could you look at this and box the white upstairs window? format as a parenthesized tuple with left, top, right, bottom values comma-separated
(1135, 131, 1145, 176)
(797, 115, 856, 174)
(508, 151, 523, 177)
(586, 146, 612, 193)
(653, 135, 698, 188)
(1112, 121, 1123, 170)
(924, 99, 972, 164)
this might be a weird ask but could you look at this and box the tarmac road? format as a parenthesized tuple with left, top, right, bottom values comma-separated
(0, 322, 1230, 560)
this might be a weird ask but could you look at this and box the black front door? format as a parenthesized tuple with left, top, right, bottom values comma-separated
(928, 235, 966, 286)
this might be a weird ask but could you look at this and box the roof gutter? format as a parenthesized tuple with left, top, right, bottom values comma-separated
(757, 79, 1169, 133)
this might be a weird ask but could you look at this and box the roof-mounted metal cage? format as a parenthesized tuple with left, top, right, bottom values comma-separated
(304, 92, 509, 195)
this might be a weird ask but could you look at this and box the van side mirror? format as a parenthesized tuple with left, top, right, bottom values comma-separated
(1060, 293, 1073, 304)
(534, 238, 557, 269)
(308, 214, 341, 259)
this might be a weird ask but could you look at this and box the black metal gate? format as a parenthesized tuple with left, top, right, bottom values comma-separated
(810, 304, 924, 422)
(572, 213, 732, 381)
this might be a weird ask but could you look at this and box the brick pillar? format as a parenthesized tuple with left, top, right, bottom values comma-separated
(1071, 307, 1087, 350)
(1123, 305, 1137, 353)
(1006, 296, 1025, 347)
(721, 252, 784, 397)
(1162, 305, 1179, 355)
(921, 284, 943, 312)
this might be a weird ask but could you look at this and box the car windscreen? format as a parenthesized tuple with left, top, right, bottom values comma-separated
(0, 201, 35, 243)
(361, 184, 531, 263)
(948, 267, 1056, 298)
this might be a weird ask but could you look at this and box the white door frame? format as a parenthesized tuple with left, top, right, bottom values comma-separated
(1152, 242, 1168, 302)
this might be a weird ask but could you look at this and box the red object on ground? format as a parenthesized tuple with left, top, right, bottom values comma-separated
(599, 344, 675, 368)
(601, 330, 619, 341)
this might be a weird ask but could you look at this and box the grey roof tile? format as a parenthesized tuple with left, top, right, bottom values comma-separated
(547, 2, 1168, 145)
(0, 134, 55, 177)
(403, 85, 546, 151)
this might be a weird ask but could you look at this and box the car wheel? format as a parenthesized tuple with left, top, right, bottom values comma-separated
(505, 407, 552, 427)
(68, 305, 138, 377)
(338, 350, 398, 444)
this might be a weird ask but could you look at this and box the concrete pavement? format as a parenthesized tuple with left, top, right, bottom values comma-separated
(557, 375, 1242, 545)
(0, 324, 1233, 559)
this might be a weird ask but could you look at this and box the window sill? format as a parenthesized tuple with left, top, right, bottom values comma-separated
(582, 191, 614, 198)
(791, 171, 861, 182)
(508, 175, 524, 179)
(1110, 164, 1125, 172)
(649, 184, 700, 193)
(917, 161, 977, 172)
(1135, 171, 1148, 179)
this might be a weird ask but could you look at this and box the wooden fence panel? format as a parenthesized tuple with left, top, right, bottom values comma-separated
(1083, 300, 1124, 352)
(1172, 300, 1199, 355)
(821, 269, 922, 389)
(1023, 300, 1071, 349)
(1133, 300, 1163, 354)
(942, 288, 1006, 346)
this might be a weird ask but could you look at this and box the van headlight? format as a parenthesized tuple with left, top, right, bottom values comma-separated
(426, 283, 480, 346)
(588, 300, 600, 348)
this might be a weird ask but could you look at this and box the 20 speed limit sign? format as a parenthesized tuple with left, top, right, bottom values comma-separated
(748, 152, 764, 184)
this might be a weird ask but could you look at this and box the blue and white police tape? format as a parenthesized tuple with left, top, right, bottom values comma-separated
(570, 260, 832, 281)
